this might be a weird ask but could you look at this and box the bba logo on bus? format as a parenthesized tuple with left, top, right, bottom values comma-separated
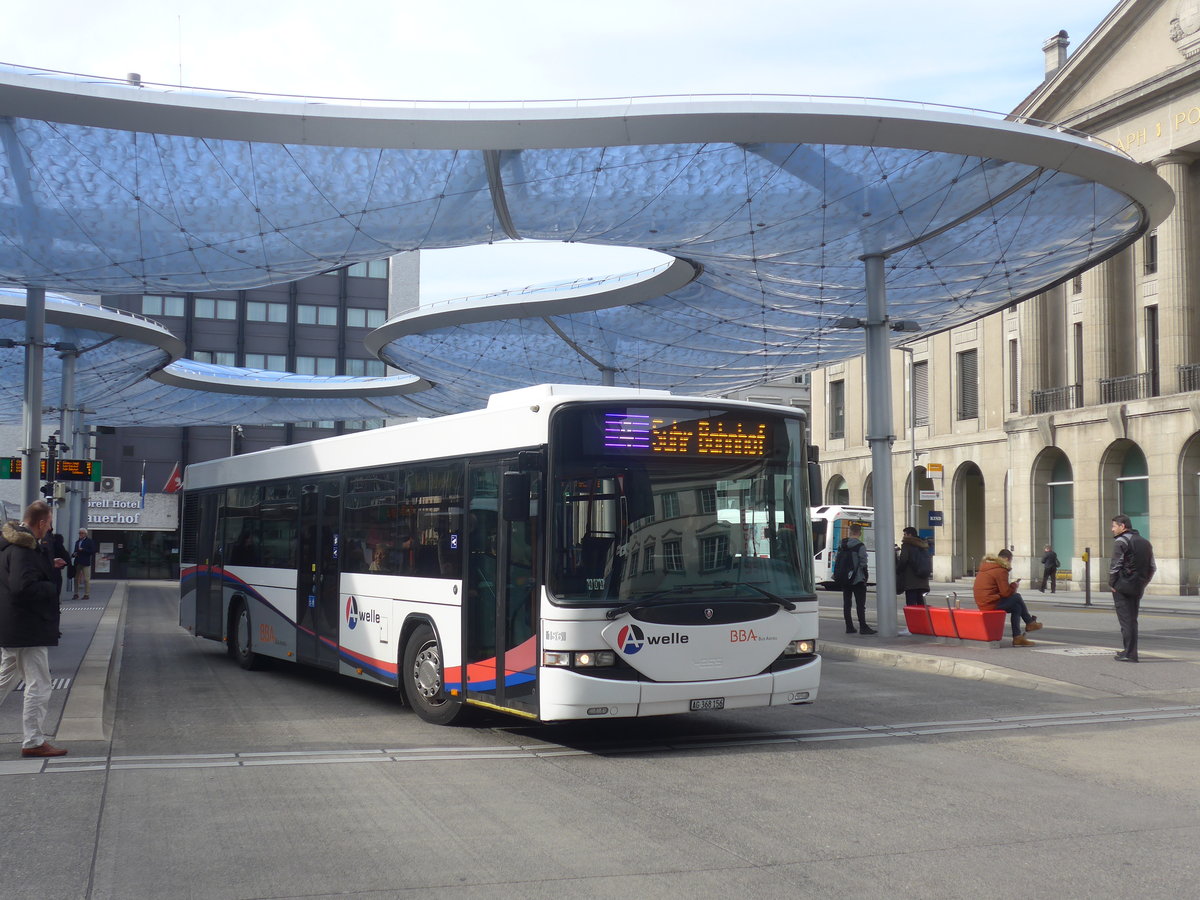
(616, 623, 688, 655)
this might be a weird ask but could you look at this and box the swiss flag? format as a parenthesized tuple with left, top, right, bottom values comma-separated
(162, 462, 183, 494)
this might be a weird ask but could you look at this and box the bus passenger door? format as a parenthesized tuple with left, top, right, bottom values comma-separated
(297, 478, 342, 670)
(464, 463, 538, 717)
(192, 492, 224, 639)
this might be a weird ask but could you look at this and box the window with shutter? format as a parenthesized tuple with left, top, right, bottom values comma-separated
(912, 361, 929, 426)
(957, 349, 979, 420)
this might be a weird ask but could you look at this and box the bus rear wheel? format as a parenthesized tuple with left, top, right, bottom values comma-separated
(402, 624, 465, 725)
(230, 600, 260, 671)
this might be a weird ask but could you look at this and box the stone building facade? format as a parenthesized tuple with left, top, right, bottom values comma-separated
(809, 0, 1200, 593)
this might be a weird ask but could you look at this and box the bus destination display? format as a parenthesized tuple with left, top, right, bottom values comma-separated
(601, 409, 771, 458)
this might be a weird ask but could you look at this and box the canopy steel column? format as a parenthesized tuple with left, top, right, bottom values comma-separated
(21, 286, 45, 510)
(863, 255, 898, 636)
(58, 345, 78, 543)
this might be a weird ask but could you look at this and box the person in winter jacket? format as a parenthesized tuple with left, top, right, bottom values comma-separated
(973, 548, 1042, 647)
(0, 501, 69, 757)
(896, 526, 931, 606)
(1039, 545, 1060, 593)
(1109, 514, 1155, 662)
(71, 528, 96, 600)
(837, 523, 876, 635)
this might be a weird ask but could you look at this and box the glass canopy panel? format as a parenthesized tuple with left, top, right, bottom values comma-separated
(0, 78, 1172, 422)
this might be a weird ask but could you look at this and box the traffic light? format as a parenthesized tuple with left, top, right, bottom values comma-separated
(40, 482, 53, 499)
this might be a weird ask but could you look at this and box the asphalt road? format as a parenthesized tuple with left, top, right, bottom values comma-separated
(2, 583, 1199, 899)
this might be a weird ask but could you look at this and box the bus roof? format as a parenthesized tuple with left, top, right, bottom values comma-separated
(184, 384, 809, 491)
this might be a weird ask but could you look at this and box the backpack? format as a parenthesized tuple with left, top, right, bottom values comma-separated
(913, 550, 933, 579)
(832, 541, 857, 587)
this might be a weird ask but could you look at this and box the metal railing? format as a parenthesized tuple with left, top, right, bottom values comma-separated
(1030, 384, 1083, 414)
(1179, 363, 1200, 393)
(1099, 372, 1150, 404)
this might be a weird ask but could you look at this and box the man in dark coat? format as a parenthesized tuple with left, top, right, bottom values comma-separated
(72, 527, 96, 600)
(0, 501, 68, 757)
(896, 526, 931, 606)
(837, 523, 875, 635)
(1039, 545, 1060, 593)
(1109, 514, 1155, 663)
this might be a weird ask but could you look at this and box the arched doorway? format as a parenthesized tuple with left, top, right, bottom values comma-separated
(826, 475, 849, 505)
(954, 462, 986, 576)
(1180, 434, 1200, 593)
(863, 473, 873, 507)
(1101, 442, 1150, 538)
(1032, 449, 1074, 570)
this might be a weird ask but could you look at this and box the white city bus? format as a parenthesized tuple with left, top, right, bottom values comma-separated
(811, 505, 875, 588)
(180, 385, 821, 724)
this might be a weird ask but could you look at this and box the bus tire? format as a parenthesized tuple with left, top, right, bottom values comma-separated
(230, 600, 260, 671)
(402, 623, 465, 725)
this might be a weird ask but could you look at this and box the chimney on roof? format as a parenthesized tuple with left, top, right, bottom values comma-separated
(1042, 30, 1069, 79)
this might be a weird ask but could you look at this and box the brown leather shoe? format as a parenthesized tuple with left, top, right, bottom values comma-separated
(21, 741, 68, 758)
(1012, 635, 1036, 647)
(1025, 619, 1043, 632)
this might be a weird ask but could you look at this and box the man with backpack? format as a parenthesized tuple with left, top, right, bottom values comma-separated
(834, 523, 875, 634)
(896, 526, 932, 606)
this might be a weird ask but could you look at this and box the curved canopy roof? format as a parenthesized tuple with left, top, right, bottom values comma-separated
(0, 69, 1174, 420)
(0, 289, 433, 426)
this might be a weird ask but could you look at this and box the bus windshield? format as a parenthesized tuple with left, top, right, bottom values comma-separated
(549, 404, 811, 605)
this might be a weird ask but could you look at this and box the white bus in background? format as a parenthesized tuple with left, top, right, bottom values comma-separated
(811, 505, 876, 588)
(180, 385, 823, 725)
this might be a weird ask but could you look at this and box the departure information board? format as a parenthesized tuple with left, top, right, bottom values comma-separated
(1, 458, 103, 481)
(596, 408, 772, 459)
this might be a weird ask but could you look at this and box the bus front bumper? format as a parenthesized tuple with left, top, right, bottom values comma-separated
(537, 656, 821, 721)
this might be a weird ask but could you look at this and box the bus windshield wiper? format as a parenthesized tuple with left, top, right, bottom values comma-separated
(717, 580, 796, 611)
(605, 585, 710, 620)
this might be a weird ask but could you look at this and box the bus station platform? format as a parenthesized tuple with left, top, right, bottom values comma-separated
(819, 582, 1200, 700)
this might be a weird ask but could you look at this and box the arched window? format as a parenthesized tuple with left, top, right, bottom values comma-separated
(1118, 446, 1150, 537)
(827, 476, 849, 506)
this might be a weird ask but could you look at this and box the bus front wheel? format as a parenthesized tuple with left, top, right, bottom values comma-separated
(402, 624, 465, 725)
(230, 601, 260, 671)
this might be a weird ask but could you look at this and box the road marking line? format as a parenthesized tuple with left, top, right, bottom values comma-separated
(5, 704, 1197, 776)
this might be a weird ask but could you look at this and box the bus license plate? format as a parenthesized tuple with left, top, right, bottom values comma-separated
(690, 697, 725, 711)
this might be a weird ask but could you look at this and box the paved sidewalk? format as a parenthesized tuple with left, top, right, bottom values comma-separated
(0, 579, 123, 753)
(820, 581, 1200, 699)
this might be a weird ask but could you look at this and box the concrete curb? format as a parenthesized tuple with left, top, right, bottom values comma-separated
(820, 640, 1113, 700)
(56, 582, 126, 742)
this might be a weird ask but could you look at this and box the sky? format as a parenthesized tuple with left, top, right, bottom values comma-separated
(2, 0, 1114, 301)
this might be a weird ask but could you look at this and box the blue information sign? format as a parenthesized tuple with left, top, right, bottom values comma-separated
(928, 510, 944, 527)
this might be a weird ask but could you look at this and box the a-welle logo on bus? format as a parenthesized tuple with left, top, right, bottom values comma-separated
(616, 623, 645, 654)
(345, 596, 359, 630)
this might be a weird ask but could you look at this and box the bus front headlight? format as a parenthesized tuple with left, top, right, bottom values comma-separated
(784, 639, 816, 656)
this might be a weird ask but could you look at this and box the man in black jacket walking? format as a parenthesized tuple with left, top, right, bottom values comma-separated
(1039, 545, 1060, 593)
(0, 501, 68, 757)
(1109, 514, 1155, 663)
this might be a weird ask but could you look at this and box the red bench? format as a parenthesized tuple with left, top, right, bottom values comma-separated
(904, 605, 1007, 643)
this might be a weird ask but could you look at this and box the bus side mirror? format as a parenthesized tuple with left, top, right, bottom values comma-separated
(502, 471, 531, 522)
(807, 461, 822, 507)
